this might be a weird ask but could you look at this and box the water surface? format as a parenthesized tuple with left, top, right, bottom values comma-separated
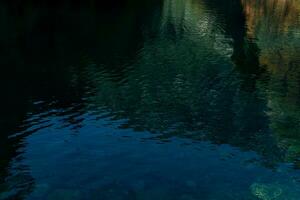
(1, 0, 300, 199)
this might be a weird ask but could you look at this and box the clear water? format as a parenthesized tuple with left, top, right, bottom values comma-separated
(1, 0, 300, 199)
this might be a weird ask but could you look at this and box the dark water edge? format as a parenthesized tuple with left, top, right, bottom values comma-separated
(1, 0, 300, 199)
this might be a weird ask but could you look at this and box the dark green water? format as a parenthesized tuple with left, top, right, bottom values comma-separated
(1, 0, 300, 199)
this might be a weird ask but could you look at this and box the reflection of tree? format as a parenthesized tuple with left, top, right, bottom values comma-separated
(242, 0, 300, 38)
(88, 0, 284, 167)
(241, 0, 300, 168)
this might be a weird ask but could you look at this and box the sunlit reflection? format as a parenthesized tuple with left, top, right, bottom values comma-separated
(241, 0, 300, 167)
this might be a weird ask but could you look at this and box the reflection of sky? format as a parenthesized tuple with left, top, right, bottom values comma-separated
(15, 112, 299, 199)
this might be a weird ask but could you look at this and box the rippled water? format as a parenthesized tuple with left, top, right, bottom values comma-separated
(1, 0, 300, 199)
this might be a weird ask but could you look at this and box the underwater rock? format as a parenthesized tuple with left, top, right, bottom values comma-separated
(250, 183, 283, 200)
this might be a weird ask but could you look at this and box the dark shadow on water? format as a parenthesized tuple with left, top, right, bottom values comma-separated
(0, 0, 163, 198)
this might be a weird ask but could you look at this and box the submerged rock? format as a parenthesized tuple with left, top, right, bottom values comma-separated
(250, 183, 283, 200)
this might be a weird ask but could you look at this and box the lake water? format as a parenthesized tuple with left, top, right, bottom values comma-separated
(1, 0, 300, 199)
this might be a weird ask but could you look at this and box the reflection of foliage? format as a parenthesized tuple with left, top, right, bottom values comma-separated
(242, 0, 300, 167)
(242, 0, 300, 38)
(88, 0, 283, 167)
(0, 0, 299, 190)
(93, 37, 235, 133)
(266, 74, 300, 167)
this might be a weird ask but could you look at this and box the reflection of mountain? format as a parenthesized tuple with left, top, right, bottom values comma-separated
(241, 0, 300, 167)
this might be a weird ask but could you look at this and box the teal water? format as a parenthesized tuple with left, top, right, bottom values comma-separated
(1, 0, 300, 199)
